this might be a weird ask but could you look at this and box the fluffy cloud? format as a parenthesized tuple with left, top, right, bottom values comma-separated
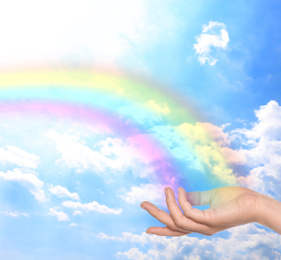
(62, 200, 122, 215)
(47, 130, 165, 180)
(170, 100, 281, 200)
(120, 183, 166, 205)
(49, 207, 70, 222)
(98, 231, 216, 259)
(98, 224, 281, 259)
(236, 100, 281, 141)
(98, 137, 144, 167)
(47, 130, 115, 172)
(49, 185, 80, 201)
(0, 145, 40, 168)
(194, 21, 229, 65)
(117, 248, 151, 260)
(167, 100, 281, 199)
(47, 130, 139, 174)
(215, 224, 281, 259)
(232, 100, 281, 200)
(0, 168, 46, 202)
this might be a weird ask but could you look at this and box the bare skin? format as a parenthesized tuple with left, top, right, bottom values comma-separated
(140, 187, 281, 236)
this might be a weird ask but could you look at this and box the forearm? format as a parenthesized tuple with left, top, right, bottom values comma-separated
(257, 194, 281, 234)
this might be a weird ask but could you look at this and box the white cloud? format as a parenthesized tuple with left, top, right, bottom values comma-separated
(47, 130, 138, 174)
(97, 137, 142, 168)
(47, 130, 160, 179)
(231, 101, 281, 200)
(0, 145, 40, 169)
(117, 248, 151, 260)
(73, 210, 83, 216)
(98, 224, 281, 259)
(238, 100, 281, 141)
(97, 231, 215, 259)
(0, 168, 46, 202)
(95, 231, 153, 244)
(0, 211, 29, 217)
(47, 130, 112, 172)
(215, 224, 281, 259)
(49, 207, 70, 222)
(194, 21, 229, 65)
(62, 200, 122, 215)
(120, 183, 166, 205)
(49, 185, 80, 201)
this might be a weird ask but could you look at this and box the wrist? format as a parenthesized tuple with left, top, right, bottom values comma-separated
(255, 193, 269, 225)
(256, 193, 281, 234)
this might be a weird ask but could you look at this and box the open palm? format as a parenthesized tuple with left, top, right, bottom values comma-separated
(141, 186, 261, 236)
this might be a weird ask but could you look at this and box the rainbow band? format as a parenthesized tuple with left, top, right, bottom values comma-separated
(0, 100, 180, 188)
(0, 68, 238, 186)
(0, 69, 196, 125)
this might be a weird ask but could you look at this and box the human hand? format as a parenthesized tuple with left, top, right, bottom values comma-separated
(140, 186, 262, 236)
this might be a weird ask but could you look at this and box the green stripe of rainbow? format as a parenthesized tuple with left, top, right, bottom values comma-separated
(0, 68, 238, 186)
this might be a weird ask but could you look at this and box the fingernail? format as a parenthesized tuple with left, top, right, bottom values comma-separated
(146, 230, 152, 234)
(164, 188, 168, 196)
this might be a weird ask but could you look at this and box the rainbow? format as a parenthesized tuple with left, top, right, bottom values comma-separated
(0, 68, 238, 189)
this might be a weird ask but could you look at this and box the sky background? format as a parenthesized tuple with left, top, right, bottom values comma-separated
(1, 0, 281, 259)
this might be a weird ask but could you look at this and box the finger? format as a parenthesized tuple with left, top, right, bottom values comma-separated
(178, 187, 211, 224)
(165, 187, 185, 220)
(186, 189, 215, 206)
(146, 226, 192, 237)
(165, 188, 214, 234)
(140, 201, 188, 232)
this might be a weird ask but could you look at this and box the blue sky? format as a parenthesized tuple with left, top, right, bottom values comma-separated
(1, 0, 281, 259)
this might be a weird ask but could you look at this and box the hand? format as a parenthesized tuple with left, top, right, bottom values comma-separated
(140, 186, 261, 236)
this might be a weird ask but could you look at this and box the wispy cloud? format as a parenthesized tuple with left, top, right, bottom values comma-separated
(0, 168, 46, 202)
(62, 200, 122, 215)
(194, 21, 229, 65)
(49, 207, 70, 222)
(73, 210, 82, 216)
(0, 145, 40, 169)
(49, 185, 80, 201)
(0, 211, 29, 218)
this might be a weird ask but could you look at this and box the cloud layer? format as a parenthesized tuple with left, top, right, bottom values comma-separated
(99, 224, 281, 259)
